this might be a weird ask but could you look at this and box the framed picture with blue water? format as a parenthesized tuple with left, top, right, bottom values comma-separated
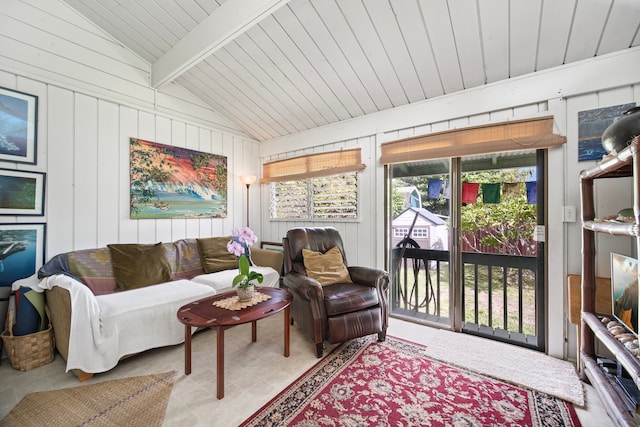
(0, 86, 38, 165)
(0, 223, 45, 288)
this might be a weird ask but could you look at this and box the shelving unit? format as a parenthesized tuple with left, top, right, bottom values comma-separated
(580, 137, 640, 426)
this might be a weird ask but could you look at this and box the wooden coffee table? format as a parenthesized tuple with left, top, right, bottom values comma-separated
(176, 287, 292, 399)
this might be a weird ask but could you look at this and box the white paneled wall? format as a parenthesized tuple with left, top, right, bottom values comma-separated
(0, 0, 261, 259)
(0, 74, 259, 259)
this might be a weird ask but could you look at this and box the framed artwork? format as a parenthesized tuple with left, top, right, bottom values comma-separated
(261, 241, 283, 252)
(129, 138, 228, 219)
(0, 223, 45, 287)
(0, 168, 45, 216)
(578, 103, 636, 161)
(0, 87, 38, 164)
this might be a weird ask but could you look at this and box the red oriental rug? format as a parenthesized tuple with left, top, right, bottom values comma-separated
(241, 336, 581, 427)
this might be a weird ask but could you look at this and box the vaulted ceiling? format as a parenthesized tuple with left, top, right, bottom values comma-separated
(62, 0, 640, 142)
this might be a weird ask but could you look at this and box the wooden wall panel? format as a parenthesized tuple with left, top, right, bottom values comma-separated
(0, 0, 246, 136)
(73, 94, 99, 250)
(96, 100, 120, 248)
(118, 107, 139, 243)
(47, 87, 75, 257)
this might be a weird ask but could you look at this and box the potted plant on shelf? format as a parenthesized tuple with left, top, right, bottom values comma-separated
(227, 227, 264, 301)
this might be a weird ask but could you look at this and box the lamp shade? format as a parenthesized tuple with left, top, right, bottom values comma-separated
(239, 175, 257, 186)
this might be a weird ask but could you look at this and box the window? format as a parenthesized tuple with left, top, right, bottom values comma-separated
(394, 228, 408, 237)
(412, 228, 428, 238)
(393, 228, 428, 238)
(270, 172, 359, 220)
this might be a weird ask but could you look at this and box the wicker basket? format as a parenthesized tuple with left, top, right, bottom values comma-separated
(1, 308, 55, 371)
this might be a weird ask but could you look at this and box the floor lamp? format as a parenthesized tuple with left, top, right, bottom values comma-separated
(239, 175, 257, 227)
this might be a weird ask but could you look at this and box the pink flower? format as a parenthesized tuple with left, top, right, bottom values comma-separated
(226, 227, 264, 289)
(227, 240, 244, 257)
(235, 226, 258, 246)
(227, 227, 258, 257)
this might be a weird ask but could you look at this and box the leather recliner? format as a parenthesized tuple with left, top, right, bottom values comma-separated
(282, 227, 389, 357)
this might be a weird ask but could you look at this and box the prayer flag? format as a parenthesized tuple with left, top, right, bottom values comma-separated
(442, 181, 451, 199)
(525, 181, 537, 204)
(503, 182, 524, 199)
(462, 182, 479, 204)
(427, 179, 443, 199)
(481, 183, 501, 204)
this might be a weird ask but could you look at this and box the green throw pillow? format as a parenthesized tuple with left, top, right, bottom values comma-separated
(196, 236, 238, 273)
(107, 243, 172, 291)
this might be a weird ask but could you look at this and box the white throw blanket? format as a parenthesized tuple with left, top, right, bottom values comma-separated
(16, 274, 216, 373)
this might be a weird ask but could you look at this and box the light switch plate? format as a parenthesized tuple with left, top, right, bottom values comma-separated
(563, 206, 577, 222)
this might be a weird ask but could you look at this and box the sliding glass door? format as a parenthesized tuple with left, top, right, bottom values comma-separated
(388, 149, 545, 351)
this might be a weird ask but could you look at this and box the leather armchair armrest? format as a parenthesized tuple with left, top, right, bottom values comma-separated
(283, 272, 324, 302)
(348, 266, 390, 292)
(348, 266, 390, 327)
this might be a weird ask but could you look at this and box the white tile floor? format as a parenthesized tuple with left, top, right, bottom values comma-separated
(0, 315, 613, 426)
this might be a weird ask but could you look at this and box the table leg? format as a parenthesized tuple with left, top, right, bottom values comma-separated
(284, 305, 290, 357)
(216, 326, 224, 399)
(184, 325, 192, 375)
(252, 320, 257, 342)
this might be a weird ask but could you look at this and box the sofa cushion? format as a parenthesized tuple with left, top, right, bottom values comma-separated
(196, 237, 237, 273)
(302, 246, 352, 286)
(90, 280, 216, 372)
(164, 239, 205, 280)
(107, 243, 172, 291)
(191, 266, 280, 293)
(68, 248, 117, 295)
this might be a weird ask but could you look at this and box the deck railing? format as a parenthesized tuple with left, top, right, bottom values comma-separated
(391, 247, 538, 339)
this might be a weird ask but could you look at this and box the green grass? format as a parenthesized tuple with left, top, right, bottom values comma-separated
(392, 263, 537, 336)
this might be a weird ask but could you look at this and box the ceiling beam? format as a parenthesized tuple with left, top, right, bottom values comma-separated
(151, 0, 290, 88)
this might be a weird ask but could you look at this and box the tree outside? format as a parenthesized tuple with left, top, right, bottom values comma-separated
(392, 167, 536, 255)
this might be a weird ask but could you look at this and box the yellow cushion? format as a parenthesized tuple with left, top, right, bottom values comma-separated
(107, 243, 172, 290)
(196, 236, 237, 273)
(302, 246, 352, 286)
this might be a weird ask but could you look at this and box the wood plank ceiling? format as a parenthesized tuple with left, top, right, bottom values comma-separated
(62, 0, 640, 142)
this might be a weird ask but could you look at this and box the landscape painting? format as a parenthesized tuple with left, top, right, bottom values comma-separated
(129, 138, 227, 219)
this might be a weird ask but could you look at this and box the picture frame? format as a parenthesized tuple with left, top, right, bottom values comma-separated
(0, 86, 38, 165)
(0, 168, 45, 216)
(578, 103, 636, 162)
(0, 223, 46, 287)
(129, 138, 227, 219)
(261, 241, 283, 252)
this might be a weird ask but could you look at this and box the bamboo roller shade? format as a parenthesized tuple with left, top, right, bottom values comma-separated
(261, 148, 365, 183)
(380, 116, 566, 164)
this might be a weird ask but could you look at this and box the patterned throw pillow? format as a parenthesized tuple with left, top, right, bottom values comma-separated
(68, 248, 117, 295)
(168, 239, 205, 280)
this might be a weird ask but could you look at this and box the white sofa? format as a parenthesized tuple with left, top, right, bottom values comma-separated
(19, 238, 282, 380)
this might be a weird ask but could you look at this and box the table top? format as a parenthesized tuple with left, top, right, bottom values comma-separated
(177, 287, 292, 328)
